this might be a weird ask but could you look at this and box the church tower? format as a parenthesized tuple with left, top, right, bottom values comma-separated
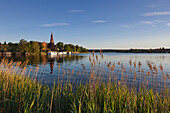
(48, 32, 55, 51)
(50, 32, 54, 44)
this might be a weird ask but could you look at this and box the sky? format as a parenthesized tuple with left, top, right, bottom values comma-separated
(0, 0, 170, 49)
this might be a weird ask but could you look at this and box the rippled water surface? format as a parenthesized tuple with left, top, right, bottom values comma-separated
(1, 53, 170, 89)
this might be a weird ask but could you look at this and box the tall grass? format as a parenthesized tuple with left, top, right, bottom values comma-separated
(0, 54, 169, 113)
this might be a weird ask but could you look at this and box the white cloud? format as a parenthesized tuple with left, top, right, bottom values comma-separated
(141, 21, 154, 24)
(155, 20, 163, 23)
(122, 25, 135, 28)
(148, 4, 162, 8)
(92, 20, 107, 23)
(41, 23, 69, 27)
(140, 21, 157, 27)
(148, 5, 157, 8)
(166, 23, 170, 26)
(142, 11, 170, 16)
(69, 9, 83, 13)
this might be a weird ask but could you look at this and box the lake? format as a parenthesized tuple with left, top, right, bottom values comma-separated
(0, 53, 170, 90)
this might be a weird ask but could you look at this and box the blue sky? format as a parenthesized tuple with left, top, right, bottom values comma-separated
(0, 0, 170, 49)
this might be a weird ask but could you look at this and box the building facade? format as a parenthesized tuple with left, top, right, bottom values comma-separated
(48, 32, 56, 51)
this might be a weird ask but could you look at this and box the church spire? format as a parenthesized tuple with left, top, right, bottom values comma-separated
(50, 32, 54, 44)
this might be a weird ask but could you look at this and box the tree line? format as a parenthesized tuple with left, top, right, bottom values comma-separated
(0, 39, 88, 53)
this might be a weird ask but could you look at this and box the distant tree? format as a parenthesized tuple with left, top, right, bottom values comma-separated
(64, 44, 70, 51)
(2, 47, 7, 52)
(135, 49, 139, 53)
(25, 43, 31, 52)
(82, 48, 88, 52)
(7, 42, 13, 52)
(70, 48, 73, 52)
(40, 43, 44, 52)
(17, 39, 28, 52)
(2, 45, 9, 52)
(73, 46, 76, 52)
(31, 41, 40, 53)
(1, 38, 88, 53)
(56, 42, 64, 51)
(19, 39, 27, 45)
(8, 42, 13, 46)
(69, 44, 76, 52)
(130, 48, 133, 52)
(29, 41, 34, 44)
(80, 46, 83, 51)
(76, 45, 80, 52)
(11, 43, 18, 52)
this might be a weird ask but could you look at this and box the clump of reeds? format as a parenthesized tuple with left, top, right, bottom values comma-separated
(0, 55, 169, 113)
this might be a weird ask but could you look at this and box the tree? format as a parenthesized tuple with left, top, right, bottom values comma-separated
(40, 43, 44, 52)
(7, 42, 14, 52)
(73, 46, 76, 52)
(2, 45, 8, 52)
(135, 49, 139, 53)
(19, 39, 27, 45)
(82, 48, 88, 52)
(68, 44, 75, 52)
(11, 43, 18, 52)
(76, 45, 80, 52)
(56, 42, 64, 50)
(8, 42, 13, 46)
(25, 43, 31, 52)
(31, 41, 40, 53)
(70, 48, 73, 52)
(18, 39, 28, 52)
(64, 44, 70, 51)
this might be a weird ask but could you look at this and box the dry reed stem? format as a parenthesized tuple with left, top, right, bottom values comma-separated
(81, 64, 86, 70)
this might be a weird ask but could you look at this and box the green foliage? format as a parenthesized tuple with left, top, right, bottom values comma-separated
(73, 46, 76, 52)
(39, 43, 44, 52)
(1, 39, 41, 53)
(130, 49, 139, 53)
(63, 44, 87, 52)
(9, 43, 18, 52)
(56, 42, 64, 51)
(0, 59, 169, 113)
(64, 44, 71, 51)
(1, 45, 8, 52)
(17, 39, 29, 52)
(31, 41, 40, 53)
(76, 45, 81, 52)
(56, 41, 87, 52)
(81, 48, 88, 52)
(0, 39, 88, 53)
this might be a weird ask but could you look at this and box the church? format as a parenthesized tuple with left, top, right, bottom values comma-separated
(41, 32, 56, 51)
(48, 32, 56, 51)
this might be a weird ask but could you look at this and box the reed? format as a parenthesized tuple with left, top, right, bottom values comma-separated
(0, 55, 169, 113)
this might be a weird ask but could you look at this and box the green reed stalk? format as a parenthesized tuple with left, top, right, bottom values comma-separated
(0, 59, 169, 113)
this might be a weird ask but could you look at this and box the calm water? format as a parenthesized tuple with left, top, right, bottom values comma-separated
(0, 53, 170, 89)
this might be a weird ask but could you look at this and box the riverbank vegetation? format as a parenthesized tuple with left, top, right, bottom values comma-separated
(0, 54, 169, 112)
(0, 39, 88, 53)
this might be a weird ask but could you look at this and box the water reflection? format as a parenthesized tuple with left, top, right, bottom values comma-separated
(47, 55, 86, 74)
(0, 54, 86, 67)
(50, 58, 54, 74)
(41, 55, 47, 66)
(0, 53, 170, 90)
